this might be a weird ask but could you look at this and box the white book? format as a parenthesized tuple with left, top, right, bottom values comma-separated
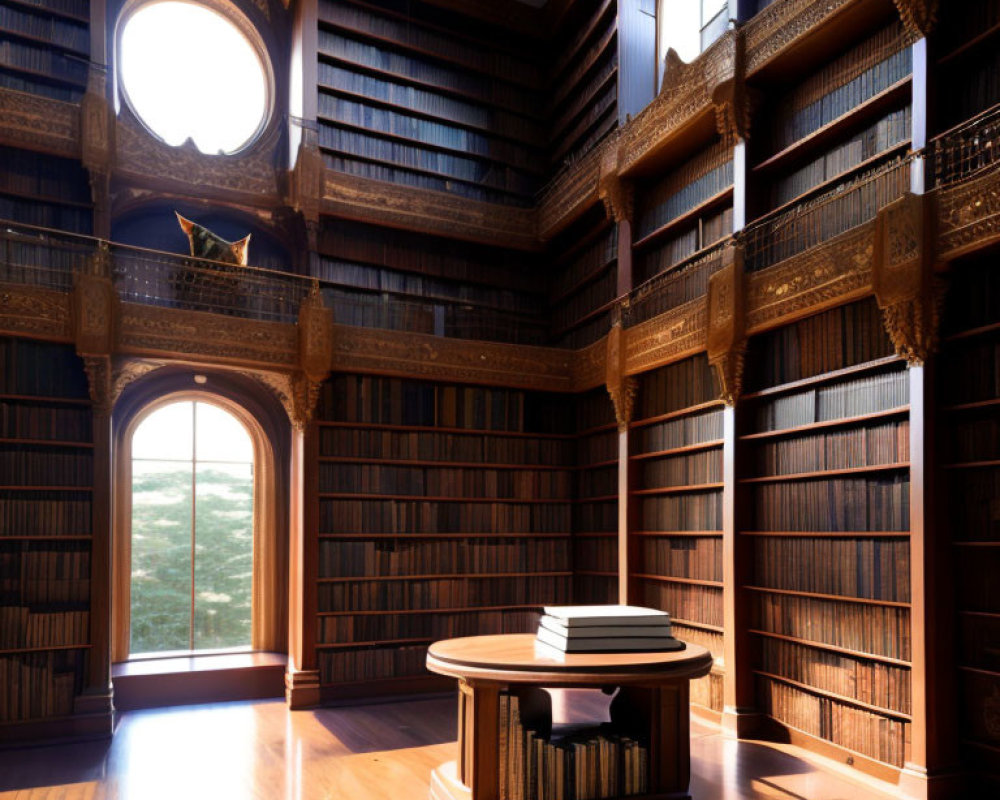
(535, 624, 685, 653)
(538, 615, 673, 639)
(541, 604, 671, 627)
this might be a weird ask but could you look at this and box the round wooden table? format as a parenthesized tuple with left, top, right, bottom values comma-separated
(425, 633, 712, 800)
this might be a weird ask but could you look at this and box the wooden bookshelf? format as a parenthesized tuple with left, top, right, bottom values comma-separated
(309, 374, 574, 699)
(935, 0, 1000, 132)
(0, 335, 94, 734)
(937, 254, 1000, 790)
(0, 0, 88, 103)
(571, 388, 619, 605)
(628, 354, 725, 715)
(0, 145, 92, 236)
(738, 299, 912, 770)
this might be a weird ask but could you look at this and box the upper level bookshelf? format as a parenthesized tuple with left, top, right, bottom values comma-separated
(0, 0, 88, 103)
(0, 336, 94, 732)
(310, 374, 574, 698)
(317, 0, 545, 207)
(938, 255, 1000, 793)
(572, 387, 619, 605)
(738, 299, 912, 770)
(547, 205, 618, 350)
(935, 0, 1000, 133)
(628, 353, 724, 714)
(0, 145, 92, 235)
(634, 138, 734, 285)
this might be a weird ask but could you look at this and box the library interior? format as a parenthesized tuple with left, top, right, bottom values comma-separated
(0, 0, 995, 797)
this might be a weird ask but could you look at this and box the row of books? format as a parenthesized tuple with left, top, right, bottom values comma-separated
(759, 637, 911, 714)
(940, 46, 1000, 131)
(550, 80, 617, 167)
(499, 692, 649, 800)
(316, 608, 540, 644)
(0, 34, 87, 84)
(0, 68, 80, 100)
(577, 430, 617, 465)
(945, 470, 1000, 541)
(638, 491, 723, 531)
(550, 269, 617, 334)
(634, 212, 711, 284)
(636, 581, 722, 627)
(632, 409, 723, 455)
(574, 386, 616, 432)
(636, 355, 719, 420)
(576, 465, 617, 498)
(750, 420, 909, 475)
(771, 106, 911, 208)
(0, 448, 93, 486)
(548, 29, 616, 151)
(757, 677, 909, 767)
(571, 536, 617, 573)
(557, 112, 617, 173)
(0, 145, 92, 203)
(319, 123, 538, 196)
(318, 463, 573, 499)
(767, 23, 910, 152)
(552, 311, 612, 350)
(8, 0, 88, 21)
(317, 642, 428, 683)
(630, 246, 726, 326)
(573, 573, 618, 605)
(753, 537, 910, 602)
(0, 194, 91, 235)
(15, 577, 88, 604)
(941, 339, 1000, 405)
(0, 401, 91, 441)
(549, 227, 617, 304)
(318, 0, 542, 88)
(323, 152, 534, 208)
(957, 613, 1000, 672)
(672, 625, 723, 657)
(322, 288, 546, 345)
(637, 143, 733, 241)
(0, 650, 80, 721)
(745, 299, 895, 390)
(549, 48, 617, 147)
(318, 217, 537, 294)
(691, 670, 724, 711)
(317, 538, 570, 578)
(956, 551, 1000, 611)
(636, 449, 722, 488)
(318, 29, 544, 119)
(744, 158, 910, 273)
(0, 493, 91, 536)
(0, 606, 88, 648)
(0, 3, 87, 54)
(320, 499, 572, 534)
(573, 501, 618, 532)
(317, 574, 572, 612)
(637, 537, 722, 582)
(754, 593, 911, 661)
(748, 475, 910, 531)
(936, 0, 1000, 54)
(549, 0, 613, 83)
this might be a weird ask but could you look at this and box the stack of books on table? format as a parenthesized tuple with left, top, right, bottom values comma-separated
(535, 605, 685, 654)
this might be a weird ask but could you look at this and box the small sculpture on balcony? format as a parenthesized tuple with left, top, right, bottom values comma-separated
(174, 213, 251, 314)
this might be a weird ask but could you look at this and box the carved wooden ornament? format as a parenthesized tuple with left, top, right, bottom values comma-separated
(707, 246, 747, 406)
(873, 192, 942, 364)
(72, 264, 116, 358)
(605, 320, 637, 431)
(893, 0, 938, 37)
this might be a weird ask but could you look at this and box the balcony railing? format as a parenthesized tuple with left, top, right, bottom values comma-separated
(930, 101, 1000, 188)
(625, 241, 727, 328)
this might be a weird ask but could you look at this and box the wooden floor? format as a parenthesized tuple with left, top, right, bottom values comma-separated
(0, 694, 902, 800)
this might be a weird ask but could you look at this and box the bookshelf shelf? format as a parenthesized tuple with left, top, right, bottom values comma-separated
(944, 460, 1000, 470)
(670, 617, 724, 634)
(630, 482, 725, 496)
(316, 420, 573, 439)
(316, 638, 433, 650)
(548, 252, 616, 307)
(944, 319, 1000, 342)
(632, 531, 723, 538)
(0, 644, 90, 656)
(572, 531, 618, 539)
(944, 397, 1000, 413)
(548, 23, 616, 109)
(744, 585, 910, 608)
(739, 406, 910, 441)
(632, 186, 733, 251)
(0, 60, 85, 90)
(548, 0, 614, 84)
(630, 400, 725, 429)
(318, 532, 572, 540)
(633, 574, 723, 588)
(938, 20, 1000, 67)
(629, 440, 724, 460)
(316, 603, 544, 617)
(740, 356, 902, 401)
(1, 0, 86, 24)
(748, 629, 911, 668)
(0, 485, 92, 491)
(738, 462, 909, 484)
(753, 77, 912, 176)
(0, 394, 90, 406)
(316, 456, 569, 470)
(317, 493, 569, 503)
(574, 569, 617, 577)
(741, 530, 909, 538)
(753, 669, 912, 721)
(317, 571, 572, 583)
(0, 437, 91, 448)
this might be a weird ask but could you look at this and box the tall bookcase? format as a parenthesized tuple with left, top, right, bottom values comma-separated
(315, 0, 545, 207)
(628, 354, 725, 715)
(938, 256, 1000, 793)
(0, 336, 94, 738)
(0, 0, 88, 102)
(737, 299, 913, 770)
(310, 374, 574, 699)
(571, 387, 619, 605)
(547, 206, 618, 350)
(0, 145, 93, 236)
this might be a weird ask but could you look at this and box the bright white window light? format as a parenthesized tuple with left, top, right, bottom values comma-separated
(120, 2, 268, 154)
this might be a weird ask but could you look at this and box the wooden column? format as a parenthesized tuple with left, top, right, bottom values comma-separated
(606, 321, 637, 605)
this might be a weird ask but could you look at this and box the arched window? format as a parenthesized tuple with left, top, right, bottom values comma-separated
(130, 400, 254, 654)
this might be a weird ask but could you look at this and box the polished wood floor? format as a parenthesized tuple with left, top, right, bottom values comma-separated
(0, 693, 901, 800)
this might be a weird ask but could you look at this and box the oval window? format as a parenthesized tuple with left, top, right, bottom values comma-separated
(119, 2, 269, 155)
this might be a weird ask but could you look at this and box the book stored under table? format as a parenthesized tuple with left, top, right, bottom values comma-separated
(425, 633, 712, 800)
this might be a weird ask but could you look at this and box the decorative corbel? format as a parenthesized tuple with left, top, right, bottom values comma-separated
(80, 68, 114, 238)
(289, 130, 323, 231)
(893, 0, 938, 37)
(706, 29, 751, 147)
(605, 319, 638, 431)
(73, 248, 118, 415)
(292, 281, 334, 429)
(597, 143, 632, 224)
(873, 192, 944, 364)
(706, 244, 747, 406)
(82, 355, 113, 417)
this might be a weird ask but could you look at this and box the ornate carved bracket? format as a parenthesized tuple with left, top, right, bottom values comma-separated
(291, 281, 335, 429)
(289, 131, 324, 228)
(72, 265, 116, 359)
(598, 172, 633, 224)
(605, 322, 638, 431)
(893, 0, 938, 37)
(707, 245, 747, 405)
(82, 355, 113, 416)
(874, 193, 943, 364)
(81, 68, 114, 237)
(707, 30, 751, 146)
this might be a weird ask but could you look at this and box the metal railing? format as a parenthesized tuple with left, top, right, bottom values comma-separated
(929, 101, 1000, 188)
(625, 241, 728, 328)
